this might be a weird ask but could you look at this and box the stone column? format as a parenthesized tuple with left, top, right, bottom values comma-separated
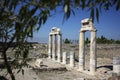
(57, 34, 62, 62)
(52, 34, 56, 61)
(113, 57, 120, 75)
(79, 31, 85, 71)
(70, 51, 75, 67)
(62, 52, 67, 64)
(48, 34, 52, 59)
(90, 30, 97, 75)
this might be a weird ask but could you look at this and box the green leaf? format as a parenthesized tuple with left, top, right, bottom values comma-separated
(81, 0, 86, 10)
(63, 3, 71, 20)
(71, 9, 75, 16)
(90, 8, 94, 22)
(104, 1, 112, 10)
(113, 0, 117, 4)
(96, 8, 99, 22)
(74, 0, 80, 7)
(43, 15, 47, 24)
(116, 0, 120, 11)
(17, 69, 21, 73)
(86, 0, 91, 7)
(64, 4, 68, 13)
(22, 69, 24, 75)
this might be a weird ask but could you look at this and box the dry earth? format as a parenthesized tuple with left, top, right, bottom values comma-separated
(0, 44, 120, 80)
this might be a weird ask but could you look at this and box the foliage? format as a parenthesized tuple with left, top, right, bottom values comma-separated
(97, 35, 120, 44)
(85, 37, 90, 44)
(64, 38, 71, 44)
(0, 0, 120, 80)
(84, 36, 120, 44)
(115, 40, 120, 44)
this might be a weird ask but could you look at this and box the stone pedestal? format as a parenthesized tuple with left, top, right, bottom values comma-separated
(57, 34, 62, 62)
(79, 31, 85, 71)
(62, 52, 67, 64)
(90, 30, 97, 75)
(70, 51, 75, 67)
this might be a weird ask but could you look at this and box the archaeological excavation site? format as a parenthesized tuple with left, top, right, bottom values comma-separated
(0, 18, 120, 80)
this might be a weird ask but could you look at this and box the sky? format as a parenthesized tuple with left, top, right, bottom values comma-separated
(29, 6, 120, 43)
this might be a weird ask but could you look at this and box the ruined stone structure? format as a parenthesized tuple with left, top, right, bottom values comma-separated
(34, 59, 43, 68)
(79, 18, 97, 75)
(70, 51, 75, 67)
(62, 52, 67, 64)
(48, 18, 97, 75)
(113, 57, 120, 75)
(48, 27, 62, 62)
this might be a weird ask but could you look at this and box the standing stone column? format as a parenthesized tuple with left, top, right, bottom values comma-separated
(57, 34, 62, 62)
(90, 30, 97, 75)
(62, 52, 67, 64)
(70, 51, 75, 67)
(113, 57, 120, 75)
(48, 34, 52, 59)
(79, 31, 85, 71)
(52, 34, 56, 61)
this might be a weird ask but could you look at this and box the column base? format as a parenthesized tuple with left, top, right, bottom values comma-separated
(48, 56, 51, 59)
(57, 59, 61, 63)
(62, 61, 66, 65)
(52, 58, 56, 61)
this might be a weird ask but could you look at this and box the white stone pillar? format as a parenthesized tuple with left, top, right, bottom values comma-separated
(113, 57, 120, 75)
(48, 34, 52, 59)
(90, 30, 97, 75)
(62, 52, 67, 64)
(79, 31, 85, 71)
(70, 51, 75, 67)
(52, 34, 56, 61)
(57, 34, 62, 62)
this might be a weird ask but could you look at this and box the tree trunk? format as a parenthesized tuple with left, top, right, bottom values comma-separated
(2, 50, 15, 80)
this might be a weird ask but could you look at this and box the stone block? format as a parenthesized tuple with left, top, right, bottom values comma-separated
(34, 59, 43, 68)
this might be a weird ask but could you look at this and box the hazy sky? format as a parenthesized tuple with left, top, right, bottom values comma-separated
(29, 6, 120, 43)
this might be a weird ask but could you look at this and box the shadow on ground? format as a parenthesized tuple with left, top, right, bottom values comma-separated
(97, 65, 113, 70)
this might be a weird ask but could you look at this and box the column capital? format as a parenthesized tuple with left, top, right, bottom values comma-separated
(90, 29, 97, 32)
(49, 33, 52, 36)
(79, 31, 85, 33)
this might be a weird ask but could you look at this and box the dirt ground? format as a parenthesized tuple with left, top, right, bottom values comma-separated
(0, 44, 120, 80)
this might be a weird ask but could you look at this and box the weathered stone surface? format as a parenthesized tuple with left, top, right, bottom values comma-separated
(52, 34, 56, 61)
(48, 27, 62, 61)
(48, 34, 52, 59)
(70, 51, 75, 67)
(81, 18, 96, 31)
(113, 57, 120, 75)
(34, 59, 43, 68)
(62, 52, 67, 64)
(79, 18, 97, 75)
(79, 31, 85, 71)
(57, 34, 62, 62)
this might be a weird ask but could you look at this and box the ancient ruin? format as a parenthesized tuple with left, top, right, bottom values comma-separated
(113, 57, 120, 75)
(79, 18, 97, 75)
(46, 18, 120, 79)
(34, 59, 43, 68)
(48, 27, 62, 62)
(48, 19, 97, 75)
(62, 52, 67, 64)
(70, 51, 75, 67)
